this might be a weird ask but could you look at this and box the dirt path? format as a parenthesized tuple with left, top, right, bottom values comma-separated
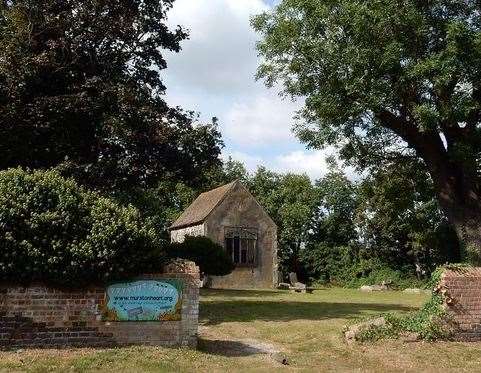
(198, 326, 288, 364)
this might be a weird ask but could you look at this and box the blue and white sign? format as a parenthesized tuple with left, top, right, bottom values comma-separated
(104, 280, 183, 321)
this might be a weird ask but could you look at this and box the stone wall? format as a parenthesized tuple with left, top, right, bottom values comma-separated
(204, 182, 278, 289)
(441, 267, 481, 341)
(0, 260, 200, 349)
(170, 224, 205, 244)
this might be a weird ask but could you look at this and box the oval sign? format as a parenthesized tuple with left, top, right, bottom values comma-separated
(104, 280, 183, 321)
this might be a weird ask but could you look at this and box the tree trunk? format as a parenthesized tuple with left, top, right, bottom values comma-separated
(429, 162, 481, 264)
(448, 208, 481, 264)
(377, 111, 481, 262)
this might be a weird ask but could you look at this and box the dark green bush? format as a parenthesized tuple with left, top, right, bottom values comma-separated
(166, 236, 235, 276)
(0, 168, 166, 287)
(342, 260, 427, 290)
(301, 243, 427, 289)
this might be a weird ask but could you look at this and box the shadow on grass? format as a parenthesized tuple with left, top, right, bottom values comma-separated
(200, 300, 416, 325)
(200, 289, 289, 298)
(198, 338, 270, 357)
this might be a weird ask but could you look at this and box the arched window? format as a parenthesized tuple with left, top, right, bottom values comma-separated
(224, 228, 257, 267)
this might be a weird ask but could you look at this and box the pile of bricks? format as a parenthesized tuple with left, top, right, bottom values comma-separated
(0, 260, 200, 349)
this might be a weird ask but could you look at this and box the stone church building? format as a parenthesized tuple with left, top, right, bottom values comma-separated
(170, 180, 278, 289)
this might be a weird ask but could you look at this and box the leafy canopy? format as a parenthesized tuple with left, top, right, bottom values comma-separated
(0, 0, 222, 189)
(356, 160, 460, 271)
(247, 167, 320, 276)
(252, 0, 481, 173)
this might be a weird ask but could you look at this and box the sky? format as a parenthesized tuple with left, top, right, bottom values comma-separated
(162, 0, 342, 180)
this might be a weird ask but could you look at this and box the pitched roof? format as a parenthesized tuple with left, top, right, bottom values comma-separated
(169, 181, 238, 230)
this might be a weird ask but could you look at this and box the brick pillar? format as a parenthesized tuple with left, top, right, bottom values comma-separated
(162, 259, 200, 347)
(441, 267, 481, 341)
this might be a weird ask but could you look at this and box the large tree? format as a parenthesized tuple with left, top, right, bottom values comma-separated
(248, 167, 320, 276)
(0, 0, 222, 190)
(299, 168, 358, 283)
(253, 1, 481, 261)
(356, 159, 460, 273)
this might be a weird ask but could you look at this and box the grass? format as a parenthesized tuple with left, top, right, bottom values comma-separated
(2, 288, 481, 372)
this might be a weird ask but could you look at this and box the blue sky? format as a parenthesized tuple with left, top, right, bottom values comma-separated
(163, 0, 342, 180)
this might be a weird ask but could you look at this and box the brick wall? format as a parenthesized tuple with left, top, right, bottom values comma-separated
(440, 267, 481, 341)
(0, 260, 200, 349)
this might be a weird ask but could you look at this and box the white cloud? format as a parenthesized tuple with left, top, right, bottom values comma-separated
(227, 148, 361, 181)
(222, 151, 264, 173)
(223, 93, 301, 147)
(224, 148, 350, 181)
(274, 149, 361, 181)
(165, 0, 268, 97)
(274, 147, 360, 181)
(274, 150, 332, 179)
(164, 0, 303, 150)
(163, 0, 357, 182)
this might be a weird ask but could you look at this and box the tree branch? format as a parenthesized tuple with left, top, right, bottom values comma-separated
(375, 110, 425, 151)
(375, 110, 448, 177)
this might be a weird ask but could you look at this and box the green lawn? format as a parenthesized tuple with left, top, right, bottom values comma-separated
(2, 288, 481, 372)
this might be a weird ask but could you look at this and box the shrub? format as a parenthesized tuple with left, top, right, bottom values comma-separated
(166, 236, 235, 276)
(302, 243, 427, 289)
(354, 294, 449, 342)
(300, 244, 355, 285)
(350, 268, 452, 343)
(0, 168, 165, 287)
(343, 261, 427, 290)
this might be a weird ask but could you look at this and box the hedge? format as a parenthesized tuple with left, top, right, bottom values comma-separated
(0, 168, 166, 287)
(166, 236, 234, 276)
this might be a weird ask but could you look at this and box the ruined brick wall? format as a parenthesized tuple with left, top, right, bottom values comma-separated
(0, 260, 200, 349)
(440, 267, 481, 341)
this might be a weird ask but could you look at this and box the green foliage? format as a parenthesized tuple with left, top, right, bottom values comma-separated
(429, 262, 473, 288)
(211, 159, 460, 287)
(354, 269, 451, 342)
(303, 245, 426, 290)
(300, 163, 442, 288)
(299, 168, 358, 282)
(253, 0, 481, 257)
(247, 167, 320, 277)
(114, 181, 197, 242)
(0, 0, 222, 190)
(0, 168, 165, 287)
(217, 157, 250, 185)
(313, 168, 358, 247)
(253, 0, 481, 163)
(166, 236, 235, 276)
(355, 160, 461, 274)
(356, 294, 449, 342)
(300, 244, 354, 285)
(344, 262, 427, 290)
